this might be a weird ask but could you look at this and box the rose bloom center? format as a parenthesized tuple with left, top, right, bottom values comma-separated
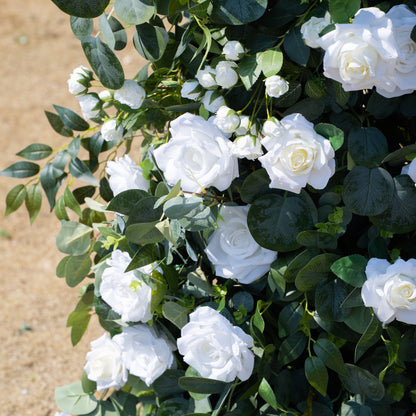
(385, 274, 416, 309)
(339, 43, 378, 81)
(280, 142, 315, 174)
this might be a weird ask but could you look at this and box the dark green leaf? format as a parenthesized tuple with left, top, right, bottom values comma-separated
(383, 144, 416, 166)
(278, 302, 304, 337)
(366, 91, 400, 119)
(354, 315, 382, 362)
(56, 221, 92, 255)
(127, 196, 163, 224)
(315, 123, 344, 151)
(344, 306, 372, 334)
(211, 0, 267, 25)
(0, 161, 39, 178)
(277, 331, 307, 367)
(330, 255, 367, 288)
(339, 401, 373, 416)
(412, 25, 416, 43)
(188, 0, 212, 19)
(69, 157, 99, 186)
(240, 168, 271, 204)
(305, 356, 328, 396)
(81, 371, 97, 394)
(296, 231, 338, 250)
(283, 26, 310, 66)
(51, 0, 110, 18)
(260, 0, 308, 28)
(342, 166, 394, 216)
(313, 339, 345, 375)
(55, 382, 97, 415)
(283, 249, 318, 283)
(134, 23, 169, 61)
(65, 253, 92, 287)
(70, 16, 94, 39)
(178, 377, 228, 394)
(114, 0, 155, 25)
(258, 378, 278, 410)
(5, 184, 27, 216)
(315, 278, 349, 322)
(64, 186, 82, 217)
(40, 163, 61, 210)
(25, 183, 42, 224)
(125, 222, 164, 245)
(45, 110, 74, 137)
(16, 143, 53, 161)
(82, 35, 125, 89)
(248, 194, 313, 252)
(53, 105, 89, 131)
(329, 0, 360, 23)
(237, 54, 262, 90)
(108, 16, 128, 50)
(282, 98, 325, 121)
(370, 175, 416, 233)
(73, 186, 96, 204)
(162, 301, 188, 329)
(153, 369, 186, 398)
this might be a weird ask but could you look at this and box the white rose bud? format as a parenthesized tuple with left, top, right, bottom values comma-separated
(201, 91, 226, 113)
(222, 40, 245, 61)
(153, 113, 238, 192)
(215, 61, 239, 89)
(101, 119, 124, 142)
(67, 65, 92, 96)
(362, 258, 416, 324)
(117, 325, 174, 386)
(181, 79, 202, 100)
(205, 205, 276, 283)
(196, 65, 217, 88)
(213, 106, 240, 134)
(259, 113, 335, 194)
(300, 15, 331, 48)
(231, 134, 263, 160)
(114, 79, 146, 109)
(235, 115, 259, 136)
(77, 93, 101, 120)
(105, 155, 150, 196)
(261, 117, 287, 150)
(265, 75, 289, 98)
(177, 306, 255, 382)
(84, 333, 128, 391)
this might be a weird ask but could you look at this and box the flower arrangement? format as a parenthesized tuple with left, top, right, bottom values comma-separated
(2, 0, 416, 415)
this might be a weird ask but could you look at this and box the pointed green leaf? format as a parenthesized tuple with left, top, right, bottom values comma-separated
(69, 157, 99, 186)
(329, 0, 360, 23)
(354, 316, 382, 362)
(162, 301, 188, 329)
(178, 377, 227, 394)
(313, 339, 346, 376)
(134, 23, 169, 62)
(64, 186, 82, 217)
(258, 378, 278, 410)
(56, 221, 93, 255)
(5, 184, 27, 216)
(45, 110, 74, 137)
(25, 184, 42, 224)
(16, 143, 53, 161)
(283, 26, 309, 66)
(330, 255, 367, 288)
(211, 0, 267, 25)
(40, 163, 61, 210)
(277, 331, 307, 366)
(315, 123, 344, 151)
(55, 195, 70, 221)
(99, 13, 116, 49)
(305, 356, 328, 396)
(65, 253, 92, 287)
(0, 161, 39, 178)
(53, 105, 89, 131)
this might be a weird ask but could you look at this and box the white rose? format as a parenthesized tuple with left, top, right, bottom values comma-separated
(201, 91, 226, 113)
(265, 75, 289, 98)
(385, 5, 416, 97)
(177, 306, 254, 382)
(84, 333, 127, 391)
(215, 61, 239, 89)
(213, 106, 240, 134)
(205, 205, 276, 283)
(54, 412, 72, 416)
(101, 119, 124, 142)
(181, 79, 202, 100)
(117, 325, 174, 386)
(105, 155, 150, 196)
(196, 65, 217, 88)
(77, 93, 101, 120)
(231, 135, 263, 160)
(401, 158, 416, 182)
(114, 79, 146, 109)
(235, 115, 259, 136)
(99, 250, 154, 323)
(153, 113, 238, 192)
(300, 15, 331, 48)
(316, 7, 399, 97)
(67, 65, 92, 96)
(222, 40, 245, 61)
(261, 117, 286, 150)
(362, 258, 416, 325)
(259, 113, 335, 194)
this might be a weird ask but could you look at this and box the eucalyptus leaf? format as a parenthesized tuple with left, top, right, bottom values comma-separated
(65, 253, 92, 287)
(70, 16, 94, 39)
(134, 23, 169, 62)
(56, 221, 93, 256)
(211, 0, 267, 25)
(283, 26, 310, 67)
(114, 0, 155, 25)
(51, 0, 110, 18)
(55, 381, 98, 415)
(162, 301, 188, 329)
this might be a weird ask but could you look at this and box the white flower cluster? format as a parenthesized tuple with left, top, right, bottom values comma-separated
(306, 5, 416, 98)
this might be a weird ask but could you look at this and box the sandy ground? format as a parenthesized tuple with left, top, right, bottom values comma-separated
(0, 2, 144, 414)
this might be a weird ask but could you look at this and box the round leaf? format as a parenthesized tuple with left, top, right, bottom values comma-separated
(134, 23, 169, 62)
(51, 0, 110, 18)
(330, 254, 367, 288)
(56, 221, 93, 256)
(211, 0, 267, 25)
(247, 194, 313, 252)
(70, 16, 94, 39)
(55, 381, 98, 414)
(114, 0, 155, 25)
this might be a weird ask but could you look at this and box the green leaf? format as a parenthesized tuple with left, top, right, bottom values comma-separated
(305, 356, 328, 397)
(45, 110, 74, 137)
(69, 157, 99, 186)
(344, 306, 372, 334)
(40, 163, 61, 210)
(295, 253, 339, 291)
(114, 0, 155, 25)
(55, 382, 98, 415)
(382, 143, 416, 165)
(5, 184, 27, 216)
(178, 377, 228, 394)
(330, 255, 367, 288)
(55, 196, 70, 221)
(283, 26, 310, 67)
(282, 98, 325, 121)
(354, 315, 382, 362)
(253, 301, 265, 333)
(237, 54, 262, 90)
(188, 0, 212, 19)
(99, 13, 116, 49)
(370, 175, 416, 234)
(259, 378, 278, 410)
(53, 105, 89, 131)
(64, 186, 82, 217)
(65, 253, 92, 287)
(0, 161, 39, 178)
(315, 123, 344, 151)
(339, 364, 385, 401)
(134, 23, 168, 61)
(81, 371, 96, 394)
(348, 127, 388, 168)
(16, 143, 53, 161)
(56, 221, 93, 255)
(188, 269, 215, 296)
(315, 278, 349, 322)
(82, 35, 125, 89)
(126, 222, 164, 245)
(240, 168, 271, 204)
(56, 256, 70, 278)
(106, 189, 149, 215)
(329, 0, 360, 23)
(412, 25, 416, 43)
(283, 249, 318, 283)
(211, 0, 267, 25)
(108, 16, 128, 51)
(342, 166, 394, 216)
(162, 301, 188, 329)
(313, 339, 346, 376)
(258, 47, 283, 77)
(70, 16, 94, 39)
(247, 194, 313, 252)
(25, 184, 42, 224)
(277, 331, 307, 367)
(278, 302, 304, 338)
(51, 0, 110, 18)
(339, 401, 373, 416)
(296, 231, 338, 250)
